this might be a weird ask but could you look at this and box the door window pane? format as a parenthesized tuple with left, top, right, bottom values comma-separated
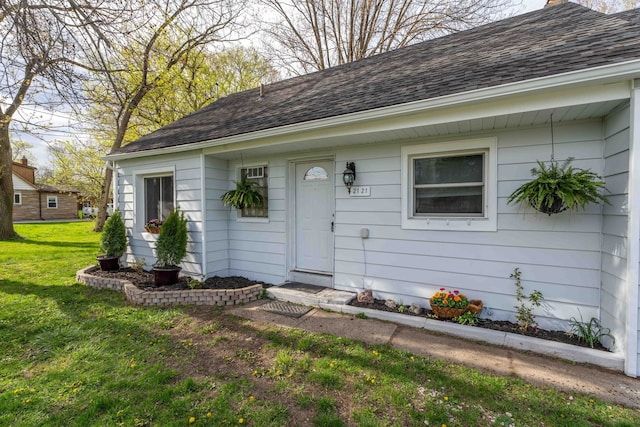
(304, 167, 328, 181)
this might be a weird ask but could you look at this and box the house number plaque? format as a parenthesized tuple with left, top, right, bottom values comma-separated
(349, 186, 371, 197)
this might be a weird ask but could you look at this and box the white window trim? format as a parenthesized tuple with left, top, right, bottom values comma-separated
(234, 163, 269, 223)
(133, 166, 176, 233)
(47, 195, 58, 209)
(14, 192, 22, 205)
(401, 137, 497, 231)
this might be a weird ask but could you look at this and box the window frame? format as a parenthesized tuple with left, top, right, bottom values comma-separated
(401, 137, 497, 231)
(236, 164, 269, 222)
(47, 195, 58, 209)
(143, 175, 174, 223)
(134, 167, 176, 233)
(13, 192, 22, 205)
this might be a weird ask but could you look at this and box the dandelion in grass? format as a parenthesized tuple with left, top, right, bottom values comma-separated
(249, 396, 255, 402)
(238, 418, 244, 424)
(207, 412, 212, 417)
(189, 416, 196, 423)
(444, 396, 448, 401)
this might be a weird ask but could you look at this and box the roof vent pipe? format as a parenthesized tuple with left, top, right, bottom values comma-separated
(259, 83, 264, 97)
(545, 0, 568, 7)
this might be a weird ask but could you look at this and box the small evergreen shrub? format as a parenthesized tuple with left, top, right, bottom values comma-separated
(100, 210, 127, 258)
(155, 208, 188, 268)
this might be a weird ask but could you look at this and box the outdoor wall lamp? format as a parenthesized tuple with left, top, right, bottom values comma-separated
(342, 162, 356, 194)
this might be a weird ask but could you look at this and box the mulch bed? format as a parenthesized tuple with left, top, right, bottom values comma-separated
(89, 268, 608, 351)
(349, 298, 609, 351)
(90, 267, 270, 291)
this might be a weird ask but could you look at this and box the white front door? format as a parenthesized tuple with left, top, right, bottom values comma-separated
(295, 161, 334, 273)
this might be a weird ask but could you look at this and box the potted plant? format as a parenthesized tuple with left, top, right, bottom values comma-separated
(153, 208, 188, 286)
(220, 178, 264, 209)
(430, 288, 483, 319)
(507, 158, 609, 215)
(97, 209, 127, 271)
(145, 218, 163, 233)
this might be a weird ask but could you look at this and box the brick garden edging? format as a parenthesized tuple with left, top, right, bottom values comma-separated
(76, 265, 264, 307)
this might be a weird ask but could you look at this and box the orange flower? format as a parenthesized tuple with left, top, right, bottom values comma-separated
(454, 296, 461, 302)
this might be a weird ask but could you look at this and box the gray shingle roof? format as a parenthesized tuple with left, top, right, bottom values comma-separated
(114, 3, 640, 155)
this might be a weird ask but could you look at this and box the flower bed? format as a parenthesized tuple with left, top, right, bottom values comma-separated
(76, 265, 264, 307)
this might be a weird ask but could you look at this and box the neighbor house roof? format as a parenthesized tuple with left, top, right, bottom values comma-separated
(113, 3, 640, 155)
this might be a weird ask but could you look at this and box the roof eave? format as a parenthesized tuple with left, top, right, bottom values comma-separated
(105, 59, 640, 162)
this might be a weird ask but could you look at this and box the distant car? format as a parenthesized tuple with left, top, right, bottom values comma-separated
(82, 203, 113, 218)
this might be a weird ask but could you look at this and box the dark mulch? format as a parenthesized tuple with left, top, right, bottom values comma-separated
(349, 298, 609, 351)
(90, 267, 270, 291)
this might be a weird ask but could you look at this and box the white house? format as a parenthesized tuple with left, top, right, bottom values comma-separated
(106, 3, 640, 376)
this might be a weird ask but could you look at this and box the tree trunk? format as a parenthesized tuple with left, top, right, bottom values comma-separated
(0, 119, 21, 240)
(93, 166, 113, 232)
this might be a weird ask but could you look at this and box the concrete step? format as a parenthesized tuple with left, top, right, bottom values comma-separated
(267, 284, 355, 307)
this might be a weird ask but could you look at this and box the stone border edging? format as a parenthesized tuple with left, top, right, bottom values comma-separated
(76, 265, 263, 307)
(322, 303, 625, 372)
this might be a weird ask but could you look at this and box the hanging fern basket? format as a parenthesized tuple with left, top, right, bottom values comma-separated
(507, 159, 609, 215)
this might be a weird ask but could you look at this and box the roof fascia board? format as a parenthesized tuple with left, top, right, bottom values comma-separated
(200, 81, 630, 156)
(106, 60, 640, 161)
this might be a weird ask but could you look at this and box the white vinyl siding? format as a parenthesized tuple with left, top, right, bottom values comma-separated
(12, 174, 35, 191)
(204, 156, 231, 276)
(335, 120, 604, 331)
(225, 158, 286, 284)
(601, 103, 630, 353)
(116, 151, 204, 276)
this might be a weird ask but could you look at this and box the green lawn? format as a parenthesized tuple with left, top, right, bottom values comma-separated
(1, 222, 639, 426)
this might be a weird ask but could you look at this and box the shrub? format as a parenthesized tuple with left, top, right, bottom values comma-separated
(511, 268, 544, 331)
(155, 208, 188, 268)
(99, 210, 127, 257)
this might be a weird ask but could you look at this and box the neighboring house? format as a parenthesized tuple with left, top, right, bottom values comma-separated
(12, 159, 80, 221)
(106, 3, 640, 376)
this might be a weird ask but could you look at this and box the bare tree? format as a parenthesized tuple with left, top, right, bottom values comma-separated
(260, 0, 515, 74)
(86, 0, 246, 231)
(0, 0, 131, 240)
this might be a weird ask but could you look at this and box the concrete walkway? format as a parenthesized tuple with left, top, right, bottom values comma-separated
(229, 300, 640, 410)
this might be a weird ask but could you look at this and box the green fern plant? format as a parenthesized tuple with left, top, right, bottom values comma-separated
(220, 178, 264, 209)
(507, 158, 608, 215)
